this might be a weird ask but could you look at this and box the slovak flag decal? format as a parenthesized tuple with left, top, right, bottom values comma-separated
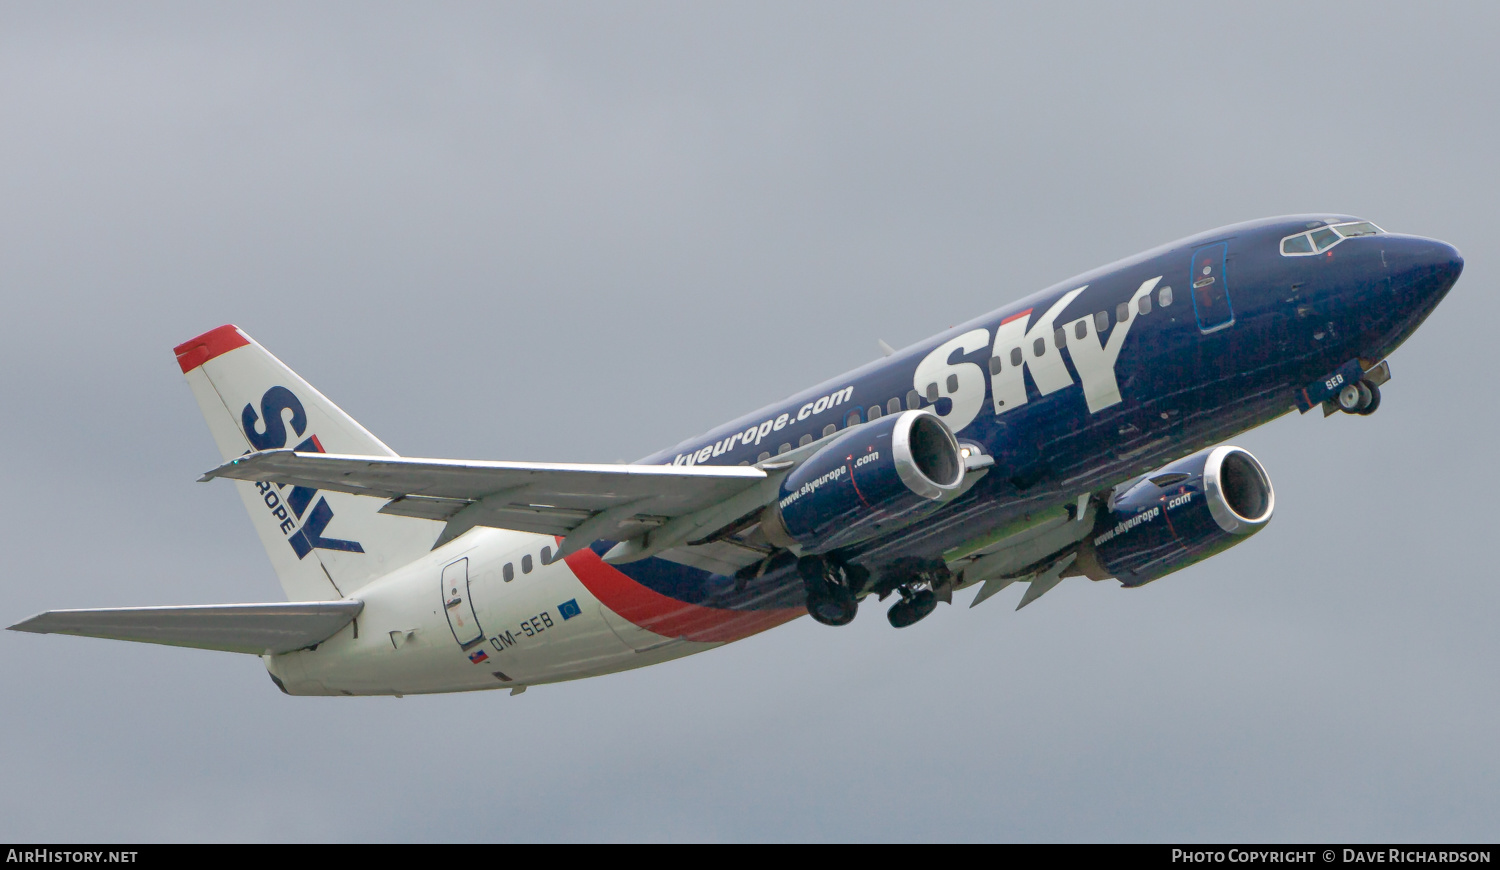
(468, 649, 489, 664)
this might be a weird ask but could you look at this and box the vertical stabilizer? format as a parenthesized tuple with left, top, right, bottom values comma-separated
(174, 325, 441, 601)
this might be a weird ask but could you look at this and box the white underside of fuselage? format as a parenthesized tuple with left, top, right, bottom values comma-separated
(266, 528, 720, 696)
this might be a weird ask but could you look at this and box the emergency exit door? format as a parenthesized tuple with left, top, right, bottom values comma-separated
(1190, 242, 1235, 333)
(441, 558, 484, 650)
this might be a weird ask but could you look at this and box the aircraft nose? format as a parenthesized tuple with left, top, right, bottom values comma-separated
(1436, 240, 1464, 286)
(1385, 235, 1464, 299)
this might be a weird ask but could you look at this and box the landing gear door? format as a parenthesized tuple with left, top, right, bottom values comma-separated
(441, 558, 484, 650)
(1190, 242, 1234, 333)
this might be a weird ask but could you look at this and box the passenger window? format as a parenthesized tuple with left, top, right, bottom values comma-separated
(540, 545, 553, 565)
(758, 451, 770, 462)
(846, 409, 863, 427)
(1094, 311, 1109, 332)
(1074, 320, 1087, 340)
(799, 433, 813, 447)
(887, 397, 901, 414)
(906, 389, 921, 409)
(1311, 228, 1339, 251)
(866, 404, 882, 420)
(823, 424, 837, 437)
(1009, 347, 1023, 367)
(1138, 295, 1152, 316)
(1053, 328, 1067, 348)
(988, 356, 1002, 375)
(926, 382, 939, 401)
(1116, 302, 1130, 324)
(503, 563, 514, 582)
(1032, 338, 1045, 357)
(945, 374, 958, 393)
(1282, 234, 1314, 255)
(777, 442, 791, 454)
(522, 554, 533, 574)
(1158, 285, 1173, 307)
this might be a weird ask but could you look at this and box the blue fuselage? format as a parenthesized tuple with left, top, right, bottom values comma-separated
(613, 215, 1463, 612)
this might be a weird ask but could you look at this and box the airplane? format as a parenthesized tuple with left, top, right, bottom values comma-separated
(10, 215, 1463, 697)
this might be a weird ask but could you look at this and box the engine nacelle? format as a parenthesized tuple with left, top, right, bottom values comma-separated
(762, 410, 965, 553)
(1083, 446, 1274, 587)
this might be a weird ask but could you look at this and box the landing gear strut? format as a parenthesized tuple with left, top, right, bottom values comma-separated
(799, 556, 860, 626)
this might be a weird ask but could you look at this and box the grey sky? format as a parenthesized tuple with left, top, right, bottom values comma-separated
(1, 1, 1496, 842)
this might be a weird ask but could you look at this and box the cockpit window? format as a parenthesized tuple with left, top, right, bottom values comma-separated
(1280, 220, 1384, 256)
(1281, 234, 1313, 255)
(1310, 227, 1340, 251)
(1334, 221, 1380, 238)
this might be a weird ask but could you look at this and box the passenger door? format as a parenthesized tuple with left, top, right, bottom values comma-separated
(441, 558, 485, 650)
(1190, 243, 1235, 333)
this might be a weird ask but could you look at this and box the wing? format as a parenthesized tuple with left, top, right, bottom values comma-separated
(202, 449, 781, 566)
(8, 601, 363, 655)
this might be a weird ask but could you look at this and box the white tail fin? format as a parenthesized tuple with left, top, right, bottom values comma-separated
(175, 325, 441, 601)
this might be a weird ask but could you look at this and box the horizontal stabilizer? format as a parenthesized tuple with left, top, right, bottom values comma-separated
(8, 601, 363, 655)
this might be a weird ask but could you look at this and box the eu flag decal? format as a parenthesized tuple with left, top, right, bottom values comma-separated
(468, 649, 490, 664)
(558, 599, 582, 621)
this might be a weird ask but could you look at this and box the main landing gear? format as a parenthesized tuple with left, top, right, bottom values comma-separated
(799, 556, 866, 627)
(1335, 379, 1381, 416)
(871, 558, 953, 629)
(886, 588, 938, 629)
(797, 555, 952, 629)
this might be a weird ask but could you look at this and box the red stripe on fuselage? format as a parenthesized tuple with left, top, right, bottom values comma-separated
(1000, 308, 1033, 326)
(173, 325, 250, 373)
(563, 546, 804, 644)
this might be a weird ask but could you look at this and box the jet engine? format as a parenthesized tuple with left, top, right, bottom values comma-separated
(760, 410, 965, 553)
(1080, 446, 1274, 587)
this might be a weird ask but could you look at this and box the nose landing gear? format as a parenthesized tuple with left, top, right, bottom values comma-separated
(1336, 379, 1381, 415)
(1304, 359, 1390, 418)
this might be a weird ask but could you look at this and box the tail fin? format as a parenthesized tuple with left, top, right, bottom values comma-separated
(174, 325, 441, 601)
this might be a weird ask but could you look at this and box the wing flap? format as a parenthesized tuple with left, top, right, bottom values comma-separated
(654, 539, 769, 575)
(7, 601, 363, 655)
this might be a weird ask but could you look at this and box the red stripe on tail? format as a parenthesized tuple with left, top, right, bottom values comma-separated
(173, 325, 250, 373)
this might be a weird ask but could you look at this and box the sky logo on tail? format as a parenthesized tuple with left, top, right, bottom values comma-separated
(242, 386, 364, 559)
